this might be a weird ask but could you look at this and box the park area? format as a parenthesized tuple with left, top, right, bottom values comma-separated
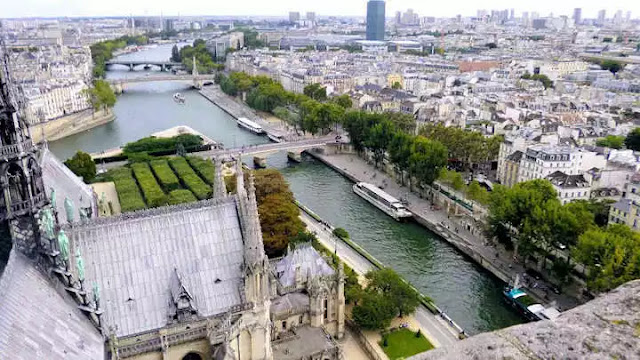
(97, 156, 219, 212)
(379, 328, 434, 360)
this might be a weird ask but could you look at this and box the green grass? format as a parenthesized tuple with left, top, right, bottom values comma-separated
(150, 159, 181, 191)
(168, 189, 198, 205)
(169, 157, 212, 200)
(131, 162, 168, 207)
(108, 167, 146, 212)
(379, 329, 434, 360)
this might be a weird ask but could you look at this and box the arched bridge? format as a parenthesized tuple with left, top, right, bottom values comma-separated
(198, 135, 337, 159)
(107, 74, 217, 93)
(104, 60, 183, 71)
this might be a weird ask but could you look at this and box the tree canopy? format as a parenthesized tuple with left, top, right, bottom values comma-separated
(64, 151, 97, 183)
(86, 80, 116, 111)
(596, 135, 625, 149)
(303, 83, 328, 101)
(573, 224, 640, 293)
(253, 169, 305, 257)
(624, 128, 640, 151)
(600, 60, 624, 74)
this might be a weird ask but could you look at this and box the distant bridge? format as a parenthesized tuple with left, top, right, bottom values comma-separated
(104, 60, 183, 71)
(107, 74, 217, 93)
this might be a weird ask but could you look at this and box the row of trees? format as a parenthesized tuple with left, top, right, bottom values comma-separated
(90, 35, 149, 78)
(172, 39, 224, 73)
(216, 72, 354, 135)
(521, 72, 554, 89)
(486, 179, 636, 291)
(595, 129, 640, 151)
(418, 124, 502, 171)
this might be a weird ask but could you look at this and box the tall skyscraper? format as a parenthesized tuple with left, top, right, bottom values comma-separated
(289, 12, 300, 23)
(306, 12, 316, 22)
(598, 9, 606, 25)
(366, 0, 385, 41)
(573, 8, 582, 24)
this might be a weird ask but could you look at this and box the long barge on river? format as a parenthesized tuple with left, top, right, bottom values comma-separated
(353, 182, 412, 221)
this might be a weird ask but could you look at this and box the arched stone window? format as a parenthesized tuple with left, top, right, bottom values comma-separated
(182, 352, 203, 360)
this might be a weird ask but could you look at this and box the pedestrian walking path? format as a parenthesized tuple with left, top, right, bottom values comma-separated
(300, 212, 459, 348)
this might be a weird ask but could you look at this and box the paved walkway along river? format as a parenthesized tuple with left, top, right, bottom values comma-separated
(300, 211, 460, 348)
(307, 151, 581, 312)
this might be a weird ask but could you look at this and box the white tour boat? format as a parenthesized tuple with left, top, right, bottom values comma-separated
(236, 117, 264, 134)
(353, 182, 413, 221)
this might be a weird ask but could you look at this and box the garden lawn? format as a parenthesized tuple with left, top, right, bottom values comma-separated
(131, 162, 168, 207)
(169, 157, 212, 200)
(187, 156, 215, 185)
(109, 167, 146, 212)
(379, 328, 434, 360)
(150, 159, 181, 191)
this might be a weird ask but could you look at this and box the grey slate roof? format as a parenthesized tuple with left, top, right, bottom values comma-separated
(271, 292, 310, 316)
(275, 244, 334, 288)
(40, 148, 96, 223)
(68, 198, 245, 337)
(0, 250, 104, 359)
(546, 171, 590, 189)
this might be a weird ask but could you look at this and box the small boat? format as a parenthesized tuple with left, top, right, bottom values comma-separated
(173, 93, 186, 104)
(352, 182, 412, 221)
(236, 117, 264, 134)
(502, 275, 560, 322)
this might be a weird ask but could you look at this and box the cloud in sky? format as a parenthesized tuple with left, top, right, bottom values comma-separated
(3, 0, 640, 19)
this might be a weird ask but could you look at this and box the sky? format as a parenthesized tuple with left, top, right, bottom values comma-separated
(3, 0, 640, 19)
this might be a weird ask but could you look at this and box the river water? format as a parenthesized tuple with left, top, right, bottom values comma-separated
(49, 44, 522, 335)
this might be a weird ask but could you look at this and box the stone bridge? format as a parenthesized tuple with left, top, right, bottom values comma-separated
(104, 60, 183, 72)
(107, 75, 217, 93)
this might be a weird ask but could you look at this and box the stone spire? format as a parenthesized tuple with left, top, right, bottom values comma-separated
(214, 157, 226, 198)
(235, 158, 265, 267)
(0, 35, 47, 257)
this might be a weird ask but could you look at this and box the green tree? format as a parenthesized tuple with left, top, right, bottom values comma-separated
(342, 111, 370, 151)
(366, 120, 395, 168)
(596, 135, 625, 149)
(408, 137, 448, 186)
(365, 268, 421, 317)
(600, 60, 624, 74)
(86, 80, 116, 111)
(171, 44, 181, 62)
(64, 151, 97, 182)
(385, 112, 416, 134)
(388, 132, 414, 184)
(332, 227, 349, 239)
(392, 81, 402, 89)
(624, 128, 640, 151)
(466, 180, 490, 204)
(303, 83, 327, 101)
(331, 94, 353, 109)
(573, 224, 640, 292)
(352, 292, 396, 330)
(253, 169, 305, 257)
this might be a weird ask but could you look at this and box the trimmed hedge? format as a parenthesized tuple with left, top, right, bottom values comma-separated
(186, 156, 215, 185)
(131, 162, 168, 207)
(150, 159, 181, 191)
(109, 167, 146, 212)
(123, 134, 203, 154)
(168, 189, 197, 205)
(169, 157, 212, 200)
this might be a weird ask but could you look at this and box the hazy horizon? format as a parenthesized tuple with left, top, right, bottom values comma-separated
(3, 0, 640, 21)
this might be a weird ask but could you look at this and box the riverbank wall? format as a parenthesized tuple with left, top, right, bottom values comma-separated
(30, 109, 115, 143)
(304, 147, 514, 284)
(295, 200, 467, 339)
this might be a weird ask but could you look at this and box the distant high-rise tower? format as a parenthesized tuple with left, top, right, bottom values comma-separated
(597, 9, 606, 25)
(573, 8, 582, 24)
(289, 12, 301, 23)
(306, 12, 316, 22)
(366, 0, 385, 41)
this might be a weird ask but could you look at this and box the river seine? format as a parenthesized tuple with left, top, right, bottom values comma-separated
(49, 43, 522, 335)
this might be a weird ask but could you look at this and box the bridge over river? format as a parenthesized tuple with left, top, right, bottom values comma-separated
(99, 136, 337, 169)
(104, 60, 183, 71)
(107, 74, 217, 93)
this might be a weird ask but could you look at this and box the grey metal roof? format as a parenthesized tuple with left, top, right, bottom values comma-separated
(68, 198, 245, 337)
(271, 292, 310, 316)
(0, 250, 104, 360)
(40, 148, 96, 223)
(275, 244, 334, 288)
